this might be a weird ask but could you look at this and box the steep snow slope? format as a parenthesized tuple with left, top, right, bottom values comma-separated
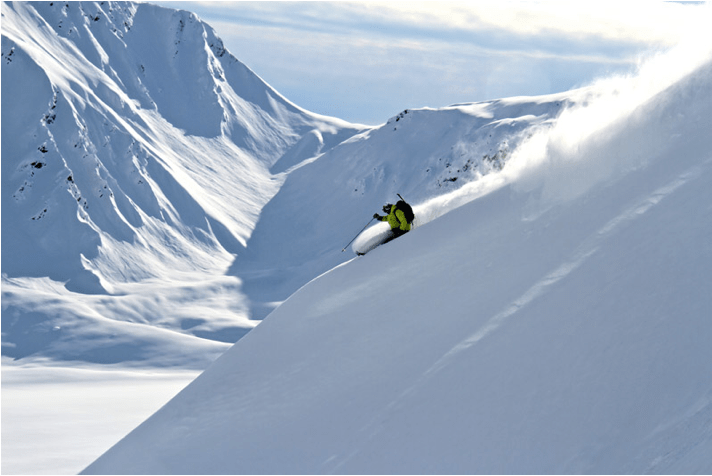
(1, 1, 363, 366)
(84, 39, 712, 474)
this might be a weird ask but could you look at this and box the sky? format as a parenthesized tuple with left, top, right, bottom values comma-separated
(150, 1, 708, 125)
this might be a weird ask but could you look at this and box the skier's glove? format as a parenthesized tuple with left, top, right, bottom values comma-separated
(373, 213, 381, 219)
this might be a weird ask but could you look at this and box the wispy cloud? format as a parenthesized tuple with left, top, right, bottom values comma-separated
(186, 1, 705, 55)
(371, 1, 704, 43)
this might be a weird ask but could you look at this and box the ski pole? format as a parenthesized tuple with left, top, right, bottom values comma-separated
(341, 217, 376, 252)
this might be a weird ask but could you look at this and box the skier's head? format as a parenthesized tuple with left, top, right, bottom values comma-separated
(382, 203, 393, 214)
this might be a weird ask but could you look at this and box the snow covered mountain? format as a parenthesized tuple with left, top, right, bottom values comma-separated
(2, 1, 568, 367)
(84, 30, 712, 475)
(231, 95, 577, 319)
(2, 1, 365, 367)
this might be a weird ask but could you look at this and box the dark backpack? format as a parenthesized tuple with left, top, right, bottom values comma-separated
(395, 200, 415, 224)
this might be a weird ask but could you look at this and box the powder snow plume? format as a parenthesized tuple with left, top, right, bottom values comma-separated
(410, 21, 712, 227)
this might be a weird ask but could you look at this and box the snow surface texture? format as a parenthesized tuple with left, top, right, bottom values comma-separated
(85, 26, 712, 475)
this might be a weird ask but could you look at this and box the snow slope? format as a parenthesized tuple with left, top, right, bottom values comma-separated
(84, 35, 712, 474)
(1, 1, 363, 367)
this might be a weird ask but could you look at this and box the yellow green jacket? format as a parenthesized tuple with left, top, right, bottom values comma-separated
(381, 205, 411, 232)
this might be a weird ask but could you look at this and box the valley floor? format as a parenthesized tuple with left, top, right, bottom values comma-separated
(1, 360, 197, 475)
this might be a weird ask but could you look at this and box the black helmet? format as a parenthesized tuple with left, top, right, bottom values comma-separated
(382, 203, 393, 214)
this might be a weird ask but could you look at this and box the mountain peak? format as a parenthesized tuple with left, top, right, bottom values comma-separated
(1, 0, 362, 365)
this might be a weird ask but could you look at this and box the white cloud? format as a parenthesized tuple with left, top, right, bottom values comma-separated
(346, 1, 708, 46)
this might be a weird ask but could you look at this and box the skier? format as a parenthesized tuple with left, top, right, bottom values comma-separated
(372, 198, 414, 244)
(344, 195, 415, 255)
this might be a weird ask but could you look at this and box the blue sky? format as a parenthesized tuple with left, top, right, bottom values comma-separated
(155, 1, 709, 125)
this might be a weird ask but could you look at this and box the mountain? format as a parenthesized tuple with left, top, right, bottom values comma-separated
(2, 1, 570, 367)
(230, 95, 579, 319)
(83, 33, 712, 474)
(1, 1, 364, 367)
